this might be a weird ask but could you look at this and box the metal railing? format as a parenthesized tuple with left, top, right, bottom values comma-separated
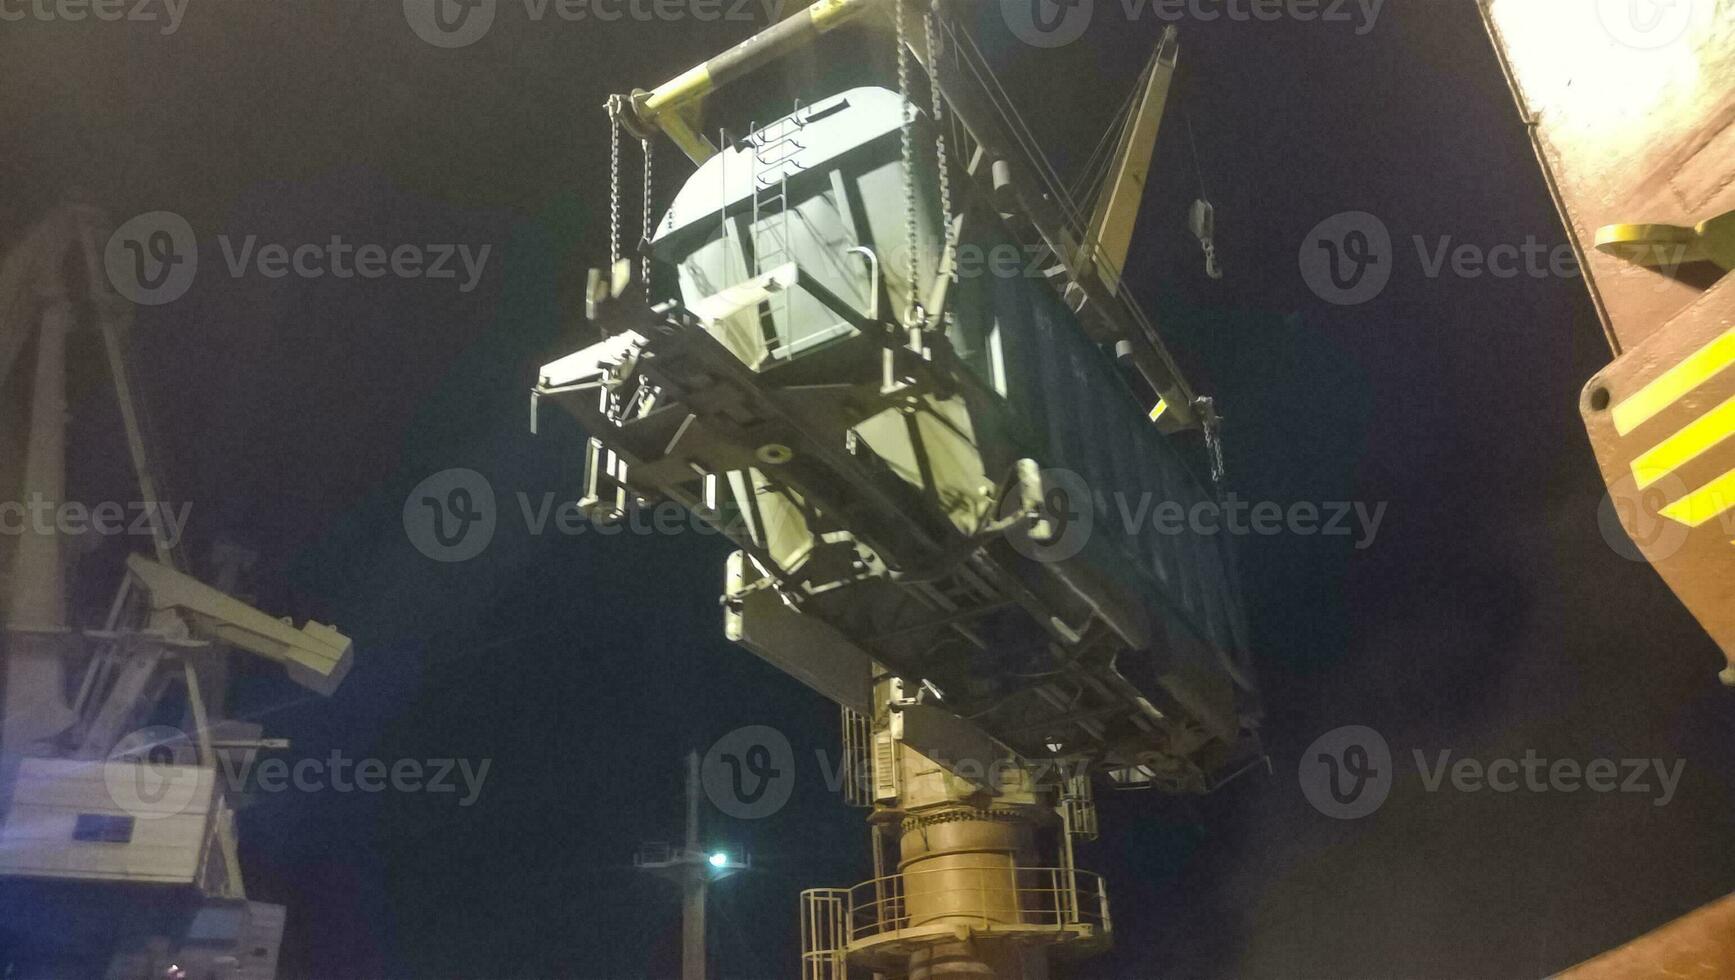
(1062, 770, 1100, 842)
(801, 888, 851, 980)
(804, 865, 1109, 955)
(839, 706, 874, 808)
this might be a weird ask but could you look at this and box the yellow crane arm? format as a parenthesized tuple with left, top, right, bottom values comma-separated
(1080, 26, 1180, 296)
(623, 0, 879, 163)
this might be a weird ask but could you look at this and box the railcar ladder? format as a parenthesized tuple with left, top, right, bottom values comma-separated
(749, 110, 807, 356)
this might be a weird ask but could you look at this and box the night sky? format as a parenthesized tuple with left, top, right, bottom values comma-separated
(3, 1, 1733, 977)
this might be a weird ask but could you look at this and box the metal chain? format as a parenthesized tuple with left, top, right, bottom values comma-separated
(925, 8, 957, 282)
(1197, 397, 1227, 489)
(640, 137, 653, 291)
(895, 0, 920, 326)
(608, 98, 622, 270)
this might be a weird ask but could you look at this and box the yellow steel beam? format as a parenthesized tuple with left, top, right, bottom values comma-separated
(1630, 392, 1735, 490)
(625, 0, 880, 163)
(1557, 893, 1735, 979)
(1611, 326, 1735, 436)
(1080, 26, 1179, 296)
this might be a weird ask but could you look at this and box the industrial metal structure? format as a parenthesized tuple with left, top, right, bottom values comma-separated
(0, 200, 353, 978)
(1481, 3, 1735, 973)
(533, 2, 1260, 975)
(1481, 1, 1735, 688)
(0, 3, 1727, 976)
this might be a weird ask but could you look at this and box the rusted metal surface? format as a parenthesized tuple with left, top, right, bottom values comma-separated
(1555, 893, 1735, 979)
(1482, 2, 1734, 354)
(1581, 282, 1735, 680)
(1484, 2, 1735, 684)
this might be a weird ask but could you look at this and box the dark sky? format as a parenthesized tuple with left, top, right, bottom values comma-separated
(4, 1, 1732, 978)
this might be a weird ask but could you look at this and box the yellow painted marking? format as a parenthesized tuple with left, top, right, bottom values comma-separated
(1612, 327, 1735, 436)
(1631, 393, 1735, 489)
(643, 64, 712, 115)
(1149, 399, 1168, 423)
(1659, 467, 1735, 528)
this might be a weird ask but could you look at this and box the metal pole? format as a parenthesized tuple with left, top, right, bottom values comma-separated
(7, 300, 70, 630)
(685, 750, 701, 850)
(2, 298, 80, 756)
(683, 871, 708, 980)
(683, 751, 706, 980)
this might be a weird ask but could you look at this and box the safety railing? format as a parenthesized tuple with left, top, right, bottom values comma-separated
(815, 865, 1108, 950)
(801, 888, 850, 980)
(839, 706, 874, 808)
(1062, 770, 1100, 841)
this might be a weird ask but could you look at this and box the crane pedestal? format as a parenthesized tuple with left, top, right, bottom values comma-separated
(802, 693, 1108, 980)
(896, 806, 1052, 980)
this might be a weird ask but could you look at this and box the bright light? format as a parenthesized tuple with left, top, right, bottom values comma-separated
(708, 852, 728, 868)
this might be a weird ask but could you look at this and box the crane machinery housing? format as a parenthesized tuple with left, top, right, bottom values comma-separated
(534, 2, 1261, 976)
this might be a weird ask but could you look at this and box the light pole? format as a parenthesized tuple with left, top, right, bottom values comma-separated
(632, 751, 748, 980)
